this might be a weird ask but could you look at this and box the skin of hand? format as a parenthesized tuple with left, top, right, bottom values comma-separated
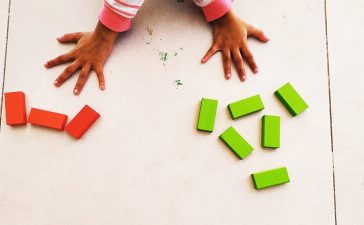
(45, 22, 118, 95)
(201, 10, 269, 81)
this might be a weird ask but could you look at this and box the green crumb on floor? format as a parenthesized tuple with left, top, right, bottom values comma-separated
(159, 52, 168, 62)
(175, 80, 183, 86)
(174, 80, 183, 89)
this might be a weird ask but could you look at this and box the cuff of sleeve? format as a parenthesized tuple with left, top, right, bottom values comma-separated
(202, 0, 232, 22)
(98, 5, 131, 32)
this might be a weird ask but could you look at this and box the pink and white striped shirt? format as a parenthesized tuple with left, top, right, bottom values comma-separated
(99, 0, 233, 32)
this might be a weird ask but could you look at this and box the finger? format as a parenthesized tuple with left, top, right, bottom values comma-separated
(222, 49, 231, 79)
(57, 32, 83, 43)
(201, 45, 219, 63)
(232, 49, 246, 81)
(53, 62, 81, 87)
(73, 64, 91, 95)
(241, 43, 258, 74)
(95, 67, 106, 90)
(247, 25, 269, 42)
(45, 53, 73, 68)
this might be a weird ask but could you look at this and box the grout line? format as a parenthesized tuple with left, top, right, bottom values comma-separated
(324, 0, 337, 225)
(0, 0, 12, 131)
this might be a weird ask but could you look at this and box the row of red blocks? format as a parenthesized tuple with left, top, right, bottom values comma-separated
(4, 91, 100, 139)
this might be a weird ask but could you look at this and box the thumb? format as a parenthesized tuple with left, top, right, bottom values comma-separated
(57, 32, 83, 43)
(247, 25, 269, 42)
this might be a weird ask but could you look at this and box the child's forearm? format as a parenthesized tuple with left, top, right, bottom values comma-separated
(93, 21, 118, 44)
(195, 0, 232, 22)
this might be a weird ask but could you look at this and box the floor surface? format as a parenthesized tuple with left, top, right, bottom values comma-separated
(0, 0, 362, 224)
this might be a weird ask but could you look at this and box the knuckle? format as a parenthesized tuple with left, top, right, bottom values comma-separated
(75, 83, 83, 90)
(96, 68, 103, 75)
(211, 45, 219, 51)
(72, 49, 80, 56)
(223, 54, 231, 60)
(234, 56, 243, 63)
(237, 59, 244, 65)
(64, 67, 74, 73)
(245, 53, 254, 60)
(57, 76, 65, 82)
(56, 56, 64, 62)
(76, 80, 84, 88)
(79, 73, 87, 79)
(96, 73, 103, 79)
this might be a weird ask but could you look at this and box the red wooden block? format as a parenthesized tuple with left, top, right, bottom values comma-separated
(28, 108, 68, 131)
(65, 105, 100, 139)
(4, 91, 27, 126)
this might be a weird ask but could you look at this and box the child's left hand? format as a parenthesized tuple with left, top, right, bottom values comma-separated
(201, 10, 269, 81)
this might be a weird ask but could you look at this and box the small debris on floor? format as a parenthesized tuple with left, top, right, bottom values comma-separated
(174, 80, 183, 89)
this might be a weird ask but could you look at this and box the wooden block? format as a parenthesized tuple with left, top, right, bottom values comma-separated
(219, 126, 254, 159)
(275, 82, 308, 116)
(197, 98, 218, 132)
(4, 91, 27, 126)
(228, 95, 264, 119)
(28, 108, 68, 131)
(262, 115, 280, 148)
(65, 105, 100, 139)
(251, 167, 290, 190)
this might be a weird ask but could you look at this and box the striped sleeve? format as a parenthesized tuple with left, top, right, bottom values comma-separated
(194, 0, 233, 22)
(98, 0, 144, 32)
(99, 0, 233, 32)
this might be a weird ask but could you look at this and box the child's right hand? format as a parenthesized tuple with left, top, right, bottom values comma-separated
(45, 22, 117, 95)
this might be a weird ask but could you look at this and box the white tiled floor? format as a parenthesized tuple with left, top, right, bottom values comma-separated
(327, 1, 364, 225)
(0, 0, 9, 99)
(0, 0, 361, 224)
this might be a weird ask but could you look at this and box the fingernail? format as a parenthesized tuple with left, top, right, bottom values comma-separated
(44, 62, 49, 67)
(53, 80, 59, 86)
(254, 68, 259, 73)
(242, 75, 247, 81)
(226, 73, 231, 79)
(100, 85, 105, 90)
(73, 89, 79, 95)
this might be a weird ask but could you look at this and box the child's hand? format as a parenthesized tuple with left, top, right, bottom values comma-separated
(201, 10, 269, 81)
(45, 22, 117, 95)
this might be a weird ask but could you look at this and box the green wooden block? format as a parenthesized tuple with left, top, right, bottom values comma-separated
(275, 82, 308, 116)
(197, 98, 218, 132)
(228, 95, 264, 119)
(251, 167, 290, 190)
(262, 115, 280, 148)
(219, 126, 254, 159)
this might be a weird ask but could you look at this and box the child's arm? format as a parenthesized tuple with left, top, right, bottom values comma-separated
(201, 9, 269, 81)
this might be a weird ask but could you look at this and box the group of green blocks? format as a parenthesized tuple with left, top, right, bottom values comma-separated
(197, 82, 308, 190)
